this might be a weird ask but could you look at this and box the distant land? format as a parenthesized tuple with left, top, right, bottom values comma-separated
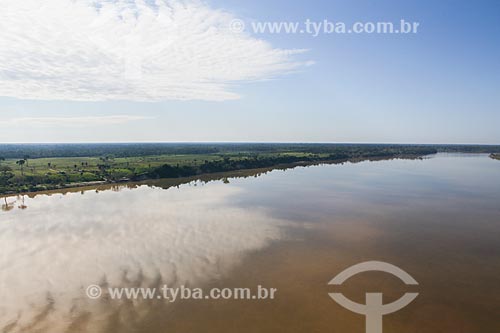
(1, 143, 500, 195)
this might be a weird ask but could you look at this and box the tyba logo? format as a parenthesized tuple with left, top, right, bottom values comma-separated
(328, 261, 418, 333)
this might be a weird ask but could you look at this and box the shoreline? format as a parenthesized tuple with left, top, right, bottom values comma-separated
(0, 154, 426, 198)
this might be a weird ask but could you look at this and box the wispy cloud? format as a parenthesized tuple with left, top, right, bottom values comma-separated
(0, 0, 308, 102)
(0, 115, 151, 127)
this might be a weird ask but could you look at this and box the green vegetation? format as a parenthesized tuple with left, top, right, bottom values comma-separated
(0, 153, 223, 194)
(1, 143, 498, 195)
(490, 153, 500, 161)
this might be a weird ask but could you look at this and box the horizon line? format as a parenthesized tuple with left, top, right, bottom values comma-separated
(1, 141, 500, 146)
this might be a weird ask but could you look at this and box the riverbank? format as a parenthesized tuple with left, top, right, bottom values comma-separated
(0, 153, 428, 197)
(4, 142, 500, 196)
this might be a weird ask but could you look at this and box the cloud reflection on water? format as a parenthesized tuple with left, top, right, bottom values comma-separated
(0, 182, 286, 332)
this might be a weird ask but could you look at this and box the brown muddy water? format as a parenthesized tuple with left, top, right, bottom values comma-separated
(1, 153, 499, 332)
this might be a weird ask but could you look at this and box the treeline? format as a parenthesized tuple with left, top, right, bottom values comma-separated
(148, 155, 317, 179)
(147, 147, 437, 180)
(0, 143, 498, 159)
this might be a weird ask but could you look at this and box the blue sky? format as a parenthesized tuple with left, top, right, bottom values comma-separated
(0, 0, 498, 143)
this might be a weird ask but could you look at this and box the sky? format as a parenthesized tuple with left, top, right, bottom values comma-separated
(0, 0, 499, 144)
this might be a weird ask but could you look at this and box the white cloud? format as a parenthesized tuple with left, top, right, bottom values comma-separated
(0, 115, 151, 126)
(0, 0, 308, 102)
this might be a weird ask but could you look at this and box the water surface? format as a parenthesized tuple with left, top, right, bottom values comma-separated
(1, 154, 499, 332)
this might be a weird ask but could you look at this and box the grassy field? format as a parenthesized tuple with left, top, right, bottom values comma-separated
(1, 154, 222, 178)
(0, 151, 325, 194)
(0, 152, 326, 178)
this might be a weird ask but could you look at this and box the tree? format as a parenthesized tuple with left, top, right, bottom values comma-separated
(0, 157, 6, 172)
(16, 159, 26, 176)
(0, 165, 12, 177)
